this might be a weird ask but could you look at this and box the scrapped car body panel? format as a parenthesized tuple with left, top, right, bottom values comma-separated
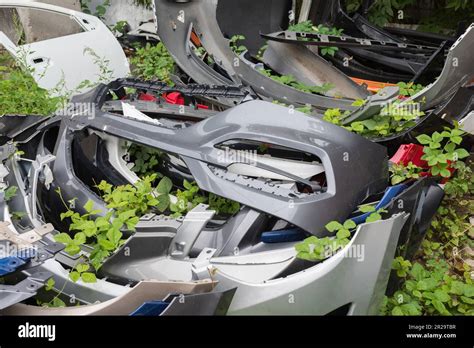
(214, 213, 409, 315)
(23, 258, 128, 303)
(408, 23, 474, 110)
(1, 279, 217, 315)
(460, 111, 474, 135)
(155, 0, 362, 110)
(100, 221, 298, 283)
(227, 155, 325, 181)
(42, 93, 388, 235)
(0, 272, 52, 310)
(0, 1, 130, 95)
(262, 40, 370, 100)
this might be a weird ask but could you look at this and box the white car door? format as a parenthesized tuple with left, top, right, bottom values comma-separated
(0, 1, 130, 96)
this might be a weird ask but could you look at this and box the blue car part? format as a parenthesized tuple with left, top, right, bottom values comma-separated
(261, 185, 408, 244)
(129, 301, 169, 316)
(351, 184, 408, 225)
(0, 256, 27, 276)
(261, 229, 307, 244)
(0, 248, 37, 276)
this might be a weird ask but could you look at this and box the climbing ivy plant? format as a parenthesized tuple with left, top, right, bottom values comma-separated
(295, 204, 385, 261)
(54, 175, 161, 273)
(0, 52, 62, 116)
(258, 68, 333, 95)
(416, 126, 469, 178)
(130, 42, 176, 84)
(382, 159, 474, 316)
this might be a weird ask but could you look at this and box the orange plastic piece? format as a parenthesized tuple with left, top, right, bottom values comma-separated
(350, 77, 397, 93)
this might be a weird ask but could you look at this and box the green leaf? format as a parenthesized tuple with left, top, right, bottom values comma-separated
(401, 302, 422, 315)
(183, 180, 193, 190)
(4, 186, 18, 201)
(60, 210, 74, 221)
(106, 228, 122, 245)
(295, 242, 310, 253)
(73, 232, 86, 245)
(359, 205, 376, 213)
(157, 176, 173, 194)
(125, 216, 139, 230)
(296, 251, 322, 261)
(336, 228, 351, 239)
(416, 134, 432, 145)
(432, 299, 451, 315)
(422, 291, 435, 300)
(70, 220, 96, 236)
(440, 168, 452, 178)
(45, 278, 55, 291)
(431, 165, 441, 176)
(451, 136, 463, 145)
(54, 233, 73, 244)
(99, 239, 116, 251)
(361, 119, 377, 130)
(90, 249, 109, 271)
(434, 289, 451, 303)
(118, 209, 136, 222)
(350, 122, 364, 132)
(460, 296, 474, 304)
(453, 148, 469, 160)
(95, 217, 110, 231)
(431, 131, 444, 143)
(351, 99, 366, 107)
(69, 271, 80, 282)
(156, 193, 170, 212)
(416, 280, 429, 291)
(444, 142, 456, 153)
(97, 180, 113, 193)
(83, 199, 95, 213)
(464, 284, 474, 297)
(325, 221, 343, 232)
(75, 263, 90, 274)
(147, 198, 159, 206)
(366, 212, 382, 222)
(52, 297, 66, 307)
(391, 175, 405, 185)
(64, 244, 81, 256)
(392, 306, 404, 316)
(81, 272, 97, 283)
(409, 263, 426, 281)
(343, 220, 356, 230)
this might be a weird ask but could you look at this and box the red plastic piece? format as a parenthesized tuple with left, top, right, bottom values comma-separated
(138, 93, 158, 102)
(135, 92, 209, 110)
(389, 143, 428, 167)
(163, 92, 185, 105)
(163, 92, 209, 110)
(390, 144, 455, 183)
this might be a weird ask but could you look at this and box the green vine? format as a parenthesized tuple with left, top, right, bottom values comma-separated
(295, 204, 385, 261)
(416, 126, 469, 178)
(130, 42, 176, 85)
(0, 52, 62, 116)
(259, 68, 333, 95)
(229, 35, 247, 55)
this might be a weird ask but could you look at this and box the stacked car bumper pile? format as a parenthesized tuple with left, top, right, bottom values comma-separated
(0, 0, 472, 315)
